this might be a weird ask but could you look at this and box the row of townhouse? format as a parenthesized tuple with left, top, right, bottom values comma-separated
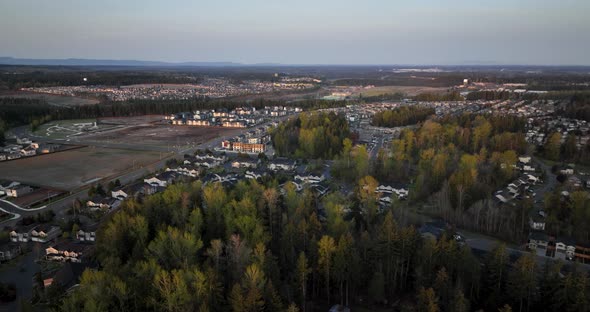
(9, 224, 61, 243)
(376, 185, 410, 205)
(0, 140, 59, 161)
(527, 232, 586, 261)
(223, 141, 267, 153)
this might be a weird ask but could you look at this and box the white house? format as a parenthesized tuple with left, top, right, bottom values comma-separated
(245, 170, 263, 180)
(529, 216, 546, 231)
(560, 168, 574, 175)
(111, 189, 129, 200)
(294, 174, 325, 184)
(144, 177, 168, 187)
(76, 227, 97, 243)
(555, 239, 576, 260)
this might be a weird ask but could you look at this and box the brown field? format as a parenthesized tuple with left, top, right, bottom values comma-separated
(98, 115, 165, 125)
(355, 86, 448, 97)
(86, 124, 241, 148)
(0, 147, 164, 191)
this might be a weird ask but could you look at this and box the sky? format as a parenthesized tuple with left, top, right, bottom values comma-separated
(1, 0, 589, 65)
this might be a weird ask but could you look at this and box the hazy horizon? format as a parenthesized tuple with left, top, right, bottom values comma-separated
(1, 0, 590, 65)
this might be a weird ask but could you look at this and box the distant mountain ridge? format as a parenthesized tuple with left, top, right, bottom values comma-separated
(0, 57, 242, 67)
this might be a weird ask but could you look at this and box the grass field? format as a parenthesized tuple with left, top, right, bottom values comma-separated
(0, 92, 99, 106)
(0, 147, 165, 191)
(34, 119, 122, 139)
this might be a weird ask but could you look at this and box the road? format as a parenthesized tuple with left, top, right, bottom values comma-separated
(532, 156, 557, 204)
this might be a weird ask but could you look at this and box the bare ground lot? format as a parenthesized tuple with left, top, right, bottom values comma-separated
(98, 115, 164, 125)
(85, 124, 241, 149)
(0, 147, 163, 191)
(0, 91, 99, 106)
(354, 86, 448, 97)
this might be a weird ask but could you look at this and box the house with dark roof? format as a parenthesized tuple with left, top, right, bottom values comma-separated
(245, 170, 266, 181)
(528, 231, 549, 256)
(554, 237, 576, 260)
(0, 243, 22, 262)
(76, 224, 98, 243)
(268, 158, 297, 171)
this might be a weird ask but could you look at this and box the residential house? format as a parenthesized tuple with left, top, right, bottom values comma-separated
(529, 215, 546, 231)
(245, 170, 264, 180)
(87, 196, 117, 211)
(528, 231, 549, 256)
(31, 225, 61, 243)
(527, 174, 540, 184)
(0, 181, 20, 193)
(554, 237, 576, 260)
(268, 158, 296, 171)
(294, 174, 325, 184)
(76, 225, 97, 243)
(194, 153, 226, 163)
(560, 168, 574, 175)
(9, 224, 36, 243)
(111, 189, 129, 200)
(0, 243, 22, 262)
(7, 185, 33, 197)
(20, 145, 36, 157)
(128, 182, 159, 197)
(45, 242, 88, 263)
(376, 185, 409, 200)
(232, 159, 258, 169)
(167, 166, 199, 177)
(194, 158, 221, 168)
(144, 171, 177, 187)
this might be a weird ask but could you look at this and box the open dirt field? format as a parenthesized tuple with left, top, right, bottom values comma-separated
(86, 124, 241, 149)
(98, 115, 164, 125)
(0, 147, 164, 191)
(355, 86, 448, 97)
